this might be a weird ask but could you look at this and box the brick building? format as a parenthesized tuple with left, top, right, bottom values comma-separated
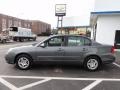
(31, 20, 51, 35)
(0, 14, 51, 35)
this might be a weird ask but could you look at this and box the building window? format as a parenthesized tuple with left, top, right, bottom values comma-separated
(27, 24, 30, 28)
(14, 21, 18, 27)
(2, 18, 6, 30)
(18, 21, 21, 27)
(24, 23, 27, 28)
(8, 20, 12, 27)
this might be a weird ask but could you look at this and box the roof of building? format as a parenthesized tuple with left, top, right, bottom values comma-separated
(58, 26, 90, 29)
(91, 11, 120, 15)
(90, 11, 120, 26)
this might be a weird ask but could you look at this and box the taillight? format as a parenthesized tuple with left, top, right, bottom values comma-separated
(111, 46, 115, 54)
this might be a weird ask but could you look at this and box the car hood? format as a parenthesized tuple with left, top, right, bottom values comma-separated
(8, 45, 35, 52)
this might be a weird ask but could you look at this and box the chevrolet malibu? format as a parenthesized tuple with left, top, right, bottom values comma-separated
(5, 35, 115, 71)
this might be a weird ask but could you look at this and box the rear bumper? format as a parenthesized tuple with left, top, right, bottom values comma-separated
(102, 59, 115, 64)
(102, 55, 115, 64)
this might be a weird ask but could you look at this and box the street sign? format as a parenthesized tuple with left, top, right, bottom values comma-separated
(55, 4, 66, 16)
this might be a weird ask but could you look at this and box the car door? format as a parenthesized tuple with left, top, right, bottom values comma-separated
(36, 36, 66, 61)
(64, 36, 91, 61)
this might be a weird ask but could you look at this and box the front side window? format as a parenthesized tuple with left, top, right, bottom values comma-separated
(46, 36, 64, 47)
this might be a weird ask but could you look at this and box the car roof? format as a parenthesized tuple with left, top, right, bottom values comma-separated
(50, 34, 90, 39)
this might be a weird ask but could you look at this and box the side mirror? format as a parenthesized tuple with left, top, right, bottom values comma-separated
(32, 43, 37, 46)
(40, 43, 46, 48)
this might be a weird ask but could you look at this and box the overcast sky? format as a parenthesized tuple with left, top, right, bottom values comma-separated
(0, 0, 95, 28)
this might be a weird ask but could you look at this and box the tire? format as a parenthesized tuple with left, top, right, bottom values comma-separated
(16, 54, 33, 70)
(33, 37, 36, 41)
(19, 38, 23, 42)
(2, 39, 6, 43)
(83, 56, 101, 71)
(13, 37, 17, 41)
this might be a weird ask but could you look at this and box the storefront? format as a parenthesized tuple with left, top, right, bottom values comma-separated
(58, 26, 91, 37)
(90, 0, 120, 48)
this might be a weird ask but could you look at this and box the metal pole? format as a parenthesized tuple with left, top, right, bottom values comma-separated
(61, 16, 63, 34)
(57, 17, 59, 29)
(86, 27, 87, 36)
(94, 28, 97, 41)
(57, 16, 63, 34)
(93, 26, 95, 40)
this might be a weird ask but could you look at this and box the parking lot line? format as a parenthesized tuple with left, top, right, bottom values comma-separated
(0, 77, 19, 90)
(18, 78, 51, 90)
(1, 75, 120, 90)
(113, 62, 120, 68)
(82, 80, 102, 90)
(1, 75, 120, 81)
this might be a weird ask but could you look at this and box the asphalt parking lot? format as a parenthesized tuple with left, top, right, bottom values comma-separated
(1, 75, 120, 90)
(0, 36, 120, 90)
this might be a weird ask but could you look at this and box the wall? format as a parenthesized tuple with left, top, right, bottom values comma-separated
(0, 14, 31, 31)
(0, 14, 51, 35)
(58, 27, 90, 35)
(96, 15, 120, 45)
(31, 21, 51, 35)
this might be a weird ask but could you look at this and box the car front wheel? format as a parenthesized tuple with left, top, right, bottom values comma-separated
(16, 54, 32, 70)
(84, 56, 101, 71)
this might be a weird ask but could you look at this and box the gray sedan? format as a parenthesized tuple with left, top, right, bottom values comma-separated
(5, 35, 115, 71)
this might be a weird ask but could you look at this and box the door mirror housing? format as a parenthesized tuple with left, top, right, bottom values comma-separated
(40, 43, 46, 48)
(32, 42, 37, 46)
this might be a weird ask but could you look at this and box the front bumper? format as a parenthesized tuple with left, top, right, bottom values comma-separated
(5, 52, 15, 64)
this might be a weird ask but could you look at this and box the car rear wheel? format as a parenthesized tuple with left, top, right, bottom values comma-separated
(16, 54, 32, 70)
(84, 56, 101, 71)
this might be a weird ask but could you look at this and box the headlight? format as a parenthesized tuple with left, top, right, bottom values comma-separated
(6, 48, 14, 54)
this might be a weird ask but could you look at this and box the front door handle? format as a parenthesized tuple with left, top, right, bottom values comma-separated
(83, 48, 87, 51)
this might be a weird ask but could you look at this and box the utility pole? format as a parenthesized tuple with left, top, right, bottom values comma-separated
(57, 16, 63, 34)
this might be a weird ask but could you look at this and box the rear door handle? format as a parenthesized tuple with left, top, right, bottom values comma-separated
(58, 48, 64, 51)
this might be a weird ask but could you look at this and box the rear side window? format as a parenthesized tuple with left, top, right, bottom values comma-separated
(67, 36, 91, 46)
(84, 37, 91, 46)
(68, 36, 84, 46)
